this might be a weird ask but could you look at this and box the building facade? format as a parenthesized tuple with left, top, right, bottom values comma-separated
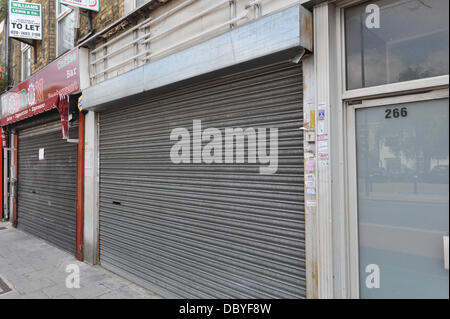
(0, 0, 448, 299)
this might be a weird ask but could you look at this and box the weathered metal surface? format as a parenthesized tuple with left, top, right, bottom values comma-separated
(98, 61, 305, 299)
(17, 121, 78, 254)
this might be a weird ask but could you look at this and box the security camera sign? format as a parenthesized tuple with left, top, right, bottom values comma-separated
(8, 1, 42, 40)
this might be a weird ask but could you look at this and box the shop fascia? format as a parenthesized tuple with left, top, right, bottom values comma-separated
(0, 48, 80, 136)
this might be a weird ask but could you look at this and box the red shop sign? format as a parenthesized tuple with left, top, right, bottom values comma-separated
(0, 48, 80, 126)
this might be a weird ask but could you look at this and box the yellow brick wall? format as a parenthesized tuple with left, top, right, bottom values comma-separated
(78, 0, 125, 42)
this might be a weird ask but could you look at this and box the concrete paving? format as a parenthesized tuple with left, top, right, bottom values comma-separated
(0, 222, 162, 299)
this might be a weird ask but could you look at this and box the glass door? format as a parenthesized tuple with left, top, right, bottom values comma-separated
(351, 93, 449, 299)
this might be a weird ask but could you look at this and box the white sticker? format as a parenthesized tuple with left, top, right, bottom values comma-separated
(318, 141, 328, 151)
(85, 149, 92, 169)
(39, 148, 45, 160)
(319, 152, 329, 160)
(318, 121, 326, 135)
(306, 180, 316, 188)
(305, 159, 315, 172)
(318, 109, 326, 121)
(306, 200, 317, 207)
(319, 160, 329, 169)
(307, 188, 316, 196)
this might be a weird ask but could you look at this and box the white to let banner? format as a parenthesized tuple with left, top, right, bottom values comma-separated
(8, 1, 42, 40)
(59, 0, 100, 12)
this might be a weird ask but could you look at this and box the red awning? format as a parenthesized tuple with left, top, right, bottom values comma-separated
(0, 95, 70, 139)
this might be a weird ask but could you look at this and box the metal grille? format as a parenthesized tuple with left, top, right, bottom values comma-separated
(17, 121, 78, 254)
(99, 61, 305, 298)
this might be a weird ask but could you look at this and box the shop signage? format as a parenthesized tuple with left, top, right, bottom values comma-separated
(59, 0, 100, 12)
(8, 1, 42, 40)
(0, 48, 80, 126)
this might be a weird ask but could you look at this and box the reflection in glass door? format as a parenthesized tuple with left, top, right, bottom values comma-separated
(356, 98, 449, 299)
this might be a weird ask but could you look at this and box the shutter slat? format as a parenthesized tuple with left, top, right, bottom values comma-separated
(18, 121, 78, 254)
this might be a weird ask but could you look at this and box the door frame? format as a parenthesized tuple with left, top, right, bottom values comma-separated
(346, 88, 450, 298)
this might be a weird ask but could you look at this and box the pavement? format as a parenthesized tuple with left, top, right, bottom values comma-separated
(0, 222, 162, 299)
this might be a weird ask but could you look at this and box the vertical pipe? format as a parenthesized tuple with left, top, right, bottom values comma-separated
(255, 4, 261, 19)
(229, 0, 236, 29)
(76, 111, 85, 261)
(133, 29, 139, 68)
(11, 133, 17, 228)
(4, 0, 10, 91)
(92, 52, 97, 85)
(0, 133, 3, 220)
(103, 40, 108, 81)
(3, 131, 8, 220)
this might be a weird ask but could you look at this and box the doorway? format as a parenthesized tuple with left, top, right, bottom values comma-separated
(348, 90, 449, 298)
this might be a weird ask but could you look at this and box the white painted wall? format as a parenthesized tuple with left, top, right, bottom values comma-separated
(83, 111, 99, 265)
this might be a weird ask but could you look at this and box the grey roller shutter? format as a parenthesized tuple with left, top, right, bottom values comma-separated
(99, 61, 305, 298)
(17, 121, 78, 254)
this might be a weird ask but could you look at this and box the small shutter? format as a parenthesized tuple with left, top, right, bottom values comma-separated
(99, 61, 305, 298)
(17, 121, 78, 254)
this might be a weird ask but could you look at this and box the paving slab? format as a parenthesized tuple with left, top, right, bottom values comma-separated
(0, 223, 161, 299)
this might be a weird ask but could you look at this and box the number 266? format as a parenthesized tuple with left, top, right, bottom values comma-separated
(385, 107, 408, 119)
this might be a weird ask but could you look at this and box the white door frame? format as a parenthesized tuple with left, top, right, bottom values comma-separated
(307, 0, 449, 298)
(345, 88, 450, 298)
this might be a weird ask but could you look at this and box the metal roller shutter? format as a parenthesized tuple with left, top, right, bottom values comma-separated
(99, 61, 305, 298)
(17, 121, 78, 254)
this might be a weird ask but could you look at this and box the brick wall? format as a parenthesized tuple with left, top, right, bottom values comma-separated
(78, 0, 125, 42)
(7, 0, 126, 87)
(8, 0, 56, 87)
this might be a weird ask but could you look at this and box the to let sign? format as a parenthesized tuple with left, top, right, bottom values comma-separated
(8, 1, 42, 40)
(60, 0, 100, 12)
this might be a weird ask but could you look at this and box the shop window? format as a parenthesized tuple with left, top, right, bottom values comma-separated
(21, 43, 31, 81)
(56, 1, 75, 56)
(345, 0, 449, 90)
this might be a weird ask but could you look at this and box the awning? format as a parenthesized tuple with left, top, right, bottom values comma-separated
(0, 95, 71, 139)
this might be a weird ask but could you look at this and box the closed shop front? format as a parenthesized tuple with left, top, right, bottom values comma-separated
(306, 0, 449, 299)
(98, 61, 306, 298)
(1, 48, 85, 259)
(17, 118, 78, 254)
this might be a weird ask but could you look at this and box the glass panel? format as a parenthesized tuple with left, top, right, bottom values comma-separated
(356, 98, 449, 299)
(58, 11, 75, 56)
(345, 0, 449, 90)
(22, 48, 31, 81)
(136, 0, 150, 8)
(58, 2, 69, 15)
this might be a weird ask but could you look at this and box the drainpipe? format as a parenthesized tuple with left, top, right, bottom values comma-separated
(0, 136, 3, 220)
(76, 111, 85, 261)
(11, 132, 17, 228)
(2, 129, 8, 221)
(4, 0, 10, 91)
